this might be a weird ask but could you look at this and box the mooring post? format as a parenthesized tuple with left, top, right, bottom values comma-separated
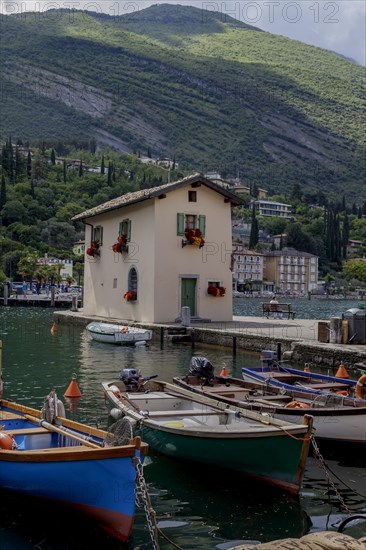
(50, 285, 55, 307)
(71, 295, 78, 312)
(276, 342, 282, 362)
(233, 336, 237, 356)
(160, 326, 164, 348)
(3, 283, 9, 306)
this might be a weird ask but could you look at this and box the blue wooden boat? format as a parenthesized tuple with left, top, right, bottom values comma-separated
(102, 373, 314, 495)
(0, 396, 148, 542)
(241, 351, 366, 401)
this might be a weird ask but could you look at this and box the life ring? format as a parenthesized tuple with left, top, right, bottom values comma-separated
(285, 401, 310, 409)
(355, 374, 366, 399)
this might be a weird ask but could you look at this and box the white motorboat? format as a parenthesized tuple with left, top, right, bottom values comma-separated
(86, 322, 152, 345)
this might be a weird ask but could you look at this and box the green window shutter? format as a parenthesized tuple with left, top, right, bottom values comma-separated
(118, 222, 123, 236)
(127, 220, 131, 241)
(198, 215, 206, 237)
(99, 226, 104, 245)
(91, 227, 95, 242)
(177, 213, 185, 235)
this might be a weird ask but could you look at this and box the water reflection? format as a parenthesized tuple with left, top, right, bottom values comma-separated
(0, 308, 365, 549)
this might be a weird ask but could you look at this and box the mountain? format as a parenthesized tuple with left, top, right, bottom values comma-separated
(1, 4, 365, 200)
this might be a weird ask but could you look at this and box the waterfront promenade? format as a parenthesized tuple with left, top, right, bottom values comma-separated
(54, 309, 366, 368)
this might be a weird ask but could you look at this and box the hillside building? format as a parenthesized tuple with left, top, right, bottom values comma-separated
(251, 200, 292, 218)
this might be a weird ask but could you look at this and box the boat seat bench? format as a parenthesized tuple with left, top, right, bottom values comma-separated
(3, 427, 50, 435)
(304, 382, 351, 390)
(146, 409, 220, 417)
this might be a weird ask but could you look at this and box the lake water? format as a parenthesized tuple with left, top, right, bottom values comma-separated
(0, 307, 365, 549)
(233, 297, 364, 320)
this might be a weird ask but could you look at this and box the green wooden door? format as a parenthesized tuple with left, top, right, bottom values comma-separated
(181, 278, 196, 316)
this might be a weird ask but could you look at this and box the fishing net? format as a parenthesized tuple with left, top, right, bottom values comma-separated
(104, 417, 134, 447)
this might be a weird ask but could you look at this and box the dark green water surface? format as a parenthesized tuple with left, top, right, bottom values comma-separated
(0, 308, 364, 550)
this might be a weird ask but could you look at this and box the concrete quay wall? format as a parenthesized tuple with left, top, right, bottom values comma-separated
(54, 310, 366, 369)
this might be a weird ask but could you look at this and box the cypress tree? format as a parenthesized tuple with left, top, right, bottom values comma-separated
(107, 162, 112, 185)
(26, 151, 32, 178)
(63, 160, 67, 183)
(79, 160, 83, 177)
(342, 213, 350, 259)
(101, 154, 105, 175)
(50, 148, 56, 165)
(249, 204, 259, 249)
(0, 174, 7, 210)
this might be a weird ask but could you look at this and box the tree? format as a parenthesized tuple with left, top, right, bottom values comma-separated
(101, 154, 105, 175)
(249, 205, 258, 249)
(17, 253, 39, 284)
(342, 213, 350, 259)
(0, 174, 7, 210)
(26, 151, 32, 178)
(50, 149, 56, 165)
(343, 259, 366, 283)
(107, 161, 112, 185)
(78, 160, 83, 177)
(286, 222, 313, 253)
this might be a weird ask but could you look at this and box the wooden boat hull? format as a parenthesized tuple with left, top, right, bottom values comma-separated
(0, 400, 148, 542)
(86, 322, 152, 345)
(103, 380, 313, 494)
(241, 365, 359, 395)
(136, 423, 308, 492)
(173, 376, 366, 447)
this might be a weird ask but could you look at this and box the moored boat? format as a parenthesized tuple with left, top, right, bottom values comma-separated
(86, 322, 152, 345)
(0, 394, 148, 542)
(102, 370, 314, 495)
(241, 350, 366, 401)
(173, 357, 366, 450)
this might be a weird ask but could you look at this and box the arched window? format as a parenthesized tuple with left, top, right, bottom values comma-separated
(128, 267, 138, 297)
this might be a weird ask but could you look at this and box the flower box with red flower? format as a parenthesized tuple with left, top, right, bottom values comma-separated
(112, 234, 128, 254)
(207, 285, 226, 297)
(124, 291, 137, 302)
(86, 241, 100, 257)
(182, 228, 205, 248)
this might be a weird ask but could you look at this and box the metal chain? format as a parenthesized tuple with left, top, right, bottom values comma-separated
(311, 439, 352, 514)
(134, 455, 160, 550)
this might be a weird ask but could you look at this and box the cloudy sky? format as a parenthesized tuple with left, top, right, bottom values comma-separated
(2, 0, 365, 65)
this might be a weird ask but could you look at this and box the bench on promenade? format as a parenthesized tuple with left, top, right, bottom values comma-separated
(262, 303, 296, 320)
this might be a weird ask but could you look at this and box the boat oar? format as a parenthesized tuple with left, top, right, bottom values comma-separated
(24, 415, 101, 449)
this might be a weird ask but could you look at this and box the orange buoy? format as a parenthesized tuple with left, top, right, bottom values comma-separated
(219, 366, 228, 377)
(0, 432, 15, 450)
(64, 376, 81, 398)
(50, 322, 58, 335)
(335, 364, 349, 378)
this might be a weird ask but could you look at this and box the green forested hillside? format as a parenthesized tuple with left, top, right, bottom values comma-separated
(1, 4, 365, 200)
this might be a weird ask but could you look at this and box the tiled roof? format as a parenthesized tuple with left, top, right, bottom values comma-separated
(72, 173, 244, 222)
(266, 248, 317, 258)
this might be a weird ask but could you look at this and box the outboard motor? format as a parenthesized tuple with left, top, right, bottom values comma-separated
(189, 356, 214, 385)
(260, 350, 278, 367)
(119, 368, 141, 390)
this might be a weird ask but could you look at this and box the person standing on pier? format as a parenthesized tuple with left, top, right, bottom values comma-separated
(22, 281, 28, 299)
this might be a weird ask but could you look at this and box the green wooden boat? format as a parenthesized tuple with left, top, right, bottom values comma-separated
(102, 373, 314, 494)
